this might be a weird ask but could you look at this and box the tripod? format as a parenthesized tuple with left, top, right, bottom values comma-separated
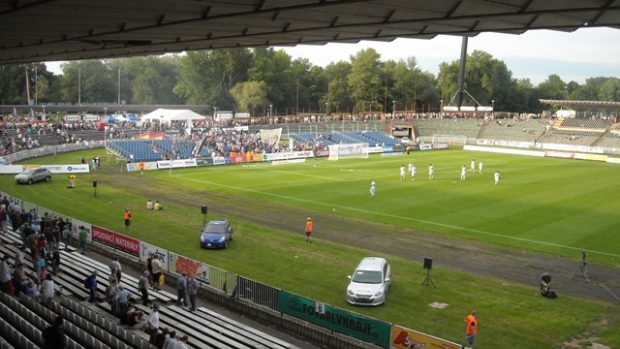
(421, 268, 436, 288)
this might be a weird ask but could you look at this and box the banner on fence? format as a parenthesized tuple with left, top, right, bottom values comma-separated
(263, 151, 313, 161)
(91, 226, 140, 256)
(279, 290, 391, 348)
(157, 159, 198, 169)
(168, 253, 209, 280)
(391, 325, 462, 349)
(127, 161, 158, 172)
(0, 165, 24, 174)
(139, 242, 169, 270)
(213, 157, 226, 165)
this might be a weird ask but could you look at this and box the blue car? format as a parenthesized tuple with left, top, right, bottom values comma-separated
(200, 220, 233, 249)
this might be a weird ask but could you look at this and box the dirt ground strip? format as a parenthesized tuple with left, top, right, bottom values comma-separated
(110, 171, 620, 305)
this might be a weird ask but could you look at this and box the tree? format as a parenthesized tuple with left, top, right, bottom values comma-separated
(599, 78, 620, 101)
(437, 50, 517, 111)
(348, 48, 383, 112)
(536, 74, 567, 100)
(175, 49, 253, 107)
(229, 81, 268, 116)
(59, 60, 116, 103)
(120, 56, 182, 104)
(321, 61, 352, 113)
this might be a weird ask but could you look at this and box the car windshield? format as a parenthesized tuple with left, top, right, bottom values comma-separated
(351, 270, 383, 284)
(22, 169, 36, 174)
(204, 223, 226, 234)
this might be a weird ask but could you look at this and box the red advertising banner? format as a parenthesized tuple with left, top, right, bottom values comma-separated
(174, 255, 209, 279)
(91, 225, 140, 256)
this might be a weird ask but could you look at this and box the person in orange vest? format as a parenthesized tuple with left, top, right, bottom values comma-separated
(123, 208, 132, 233)
(304, 217, 313, 243)
(138, 161, 145, 175)
(465, 310, 478, 348)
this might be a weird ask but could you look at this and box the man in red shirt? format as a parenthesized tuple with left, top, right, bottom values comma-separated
(465, 310, 478, 348)
(123, 208, 132, 233)
(305, 217, 313, 243)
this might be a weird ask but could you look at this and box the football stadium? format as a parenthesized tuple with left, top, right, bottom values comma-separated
(2, 1, 620, 349)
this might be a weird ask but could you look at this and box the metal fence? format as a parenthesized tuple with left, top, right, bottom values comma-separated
(235, 276, 280, 311)
(3, 141, 105, 164)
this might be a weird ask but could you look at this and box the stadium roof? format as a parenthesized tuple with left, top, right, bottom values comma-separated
(1, 0, 620, 65)
(539, 99, 620, 109)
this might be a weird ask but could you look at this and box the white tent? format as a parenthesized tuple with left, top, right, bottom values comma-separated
(141, 108, 206, 124)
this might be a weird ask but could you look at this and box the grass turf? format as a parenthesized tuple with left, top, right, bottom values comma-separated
(1, 148, 619, 348)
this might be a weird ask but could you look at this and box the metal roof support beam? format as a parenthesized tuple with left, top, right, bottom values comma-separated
(457, 36, 468, 110)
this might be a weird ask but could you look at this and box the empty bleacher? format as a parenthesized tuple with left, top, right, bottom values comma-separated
(412, 118, 483, 139)
(290, 131, 399, 148)
(478, 119, 546, 142)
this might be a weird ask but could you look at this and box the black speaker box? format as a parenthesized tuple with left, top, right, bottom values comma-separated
(423, 257, 433, 270)
(201, 206, 208, 214)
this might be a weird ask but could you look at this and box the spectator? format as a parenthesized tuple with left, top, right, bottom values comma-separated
(62, 225, 71, 250)
(110, 256, 122, 282)
(106, 279, 120, 315)
(85, 270, 98, 302)
(187, 275, 198, 311)
(78, 226, 88, 254)
(42, 316, 67, 349)
(151, 256, 163, 291)
(128, 310, 146, 329)
(176, 272, 187, 307)
(146, 253, 154, 286)
(146, 199, 154, 210)
(40, 274, 55, 305)
(139, 270, 150, 306)
(154, 200, 163, 211)
(164, 330, 177, 349)
(0, 255, 14, 294)
(117, 285, 131, 315)
(146, 304, 160, 342)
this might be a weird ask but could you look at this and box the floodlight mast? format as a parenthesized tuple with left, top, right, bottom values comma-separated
(456, 36, 468, 111)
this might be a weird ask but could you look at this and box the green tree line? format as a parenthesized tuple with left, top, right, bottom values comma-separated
(1, 48, 619, 114)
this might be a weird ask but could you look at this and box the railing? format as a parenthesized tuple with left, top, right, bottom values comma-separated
(2, 141, 105, 164)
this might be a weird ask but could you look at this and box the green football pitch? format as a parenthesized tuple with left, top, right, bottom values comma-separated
(2, 148, 619, 349)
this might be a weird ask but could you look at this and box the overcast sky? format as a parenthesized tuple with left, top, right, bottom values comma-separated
(45, 27, 620, 85)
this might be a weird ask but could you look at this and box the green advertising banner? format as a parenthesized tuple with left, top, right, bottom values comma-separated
(279, 290, 390, 348)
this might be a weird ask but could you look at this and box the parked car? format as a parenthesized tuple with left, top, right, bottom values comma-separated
(346, 257, 391, 306)
(200, 220, 233, 249)
(15, 168, 52, 184)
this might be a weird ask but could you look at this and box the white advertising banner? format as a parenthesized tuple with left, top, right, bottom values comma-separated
(263, 151, 313, 161)
(157, 159, 198, 169)
(464, 145, 545, 157)
(213, 157, 226, 165)
(139, 242, 169, 271)
(126, 161, 158, 172)
(40, 164, 91, 173)
(0, 165, 24, 174)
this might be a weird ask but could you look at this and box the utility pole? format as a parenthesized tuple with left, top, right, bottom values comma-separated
(34, 66, 38, 105)
(78, 68, 81, 105)
(25, 67, 31, 104)
(117, 67, 121, 104)
(295, 79, 299, 117)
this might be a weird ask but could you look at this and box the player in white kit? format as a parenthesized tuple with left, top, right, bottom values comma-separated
(494, 170, 501, 185)
(428, 163, 434, 180)
(470, 159, 476, 172)
(400, 165, 406, 181)
(370, 180, 377, 197)
(478, 161, 483, 173)
(460, 165, 467, 181)
(410, 164, 417, 180)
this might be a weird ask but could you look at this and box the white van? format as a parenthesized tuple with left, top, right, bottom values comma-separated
(346, 257, 391, 306)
